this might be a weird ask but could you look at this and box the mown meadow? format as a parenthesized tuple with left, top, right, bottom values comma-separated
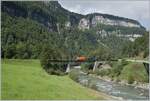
(1, 59, 112, 100)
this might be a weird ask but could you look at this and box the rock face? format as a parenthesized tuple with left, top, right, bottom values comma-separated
(78, 15, 140, 30)
(65, 21, 71, 29)
(117, 34, 142, 41)
(2, 1, 145, 36)
(78, 18, 90, 30)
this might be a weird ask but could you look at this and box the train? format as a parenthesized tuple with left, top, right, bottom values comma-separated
(76, 56, 96, 62)
(76, 56, 87, 62)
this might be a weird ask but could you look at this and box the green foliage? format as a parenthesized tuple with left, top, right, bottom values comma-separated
(1, 12, 98, 59)
(134, 32, 149, 58)
(4, 44, 16, 58)
(100, 34, 131, 59)
(121, 59, 129, 66)
(69, 69, 81, 82)
(128, 75, 134, 84)
(40, 46, 66, 75)
(1, 11, 71, 59)
(110, 60, 128, 77)
(1, 1, 148, 61)
(89, 46, 112, 60)
(81, 63, 94, 73)
(95, 69, 111, 77)
(119, 63, 149, 83)
(122, 32, 149, 58)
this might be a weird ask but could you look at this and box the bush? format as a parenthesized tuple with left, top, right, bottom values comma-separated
(107, 61, 114, 67)
(81, 63, 94, 73)
(95, 69, 111, 76)
(128, 75, 134, 84)
(40, 46, 66, 75)
(69, 69, 81, 82)
(121, 59, 128, 66)
(88, 70, 94, 74)
(111, 60, 128, 77)
(46, 68, 65, 76)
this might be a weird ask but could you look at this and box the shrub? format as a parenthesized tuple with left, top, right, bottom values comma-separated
(95, 69, 111, 76)
(107, 61, 114, 67)
(111, 60, 128, 77)
(88, 70, 94, 74)
(121, 59, 128, 66)
(81, 63, 94, 73)
(40, 46, 66, 75)
(69, 69, 81, 82)
(128, 75, 134, 84)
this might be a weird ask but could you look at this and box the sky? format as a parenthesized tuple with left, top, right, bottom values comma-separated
(58, 0, 150, 30)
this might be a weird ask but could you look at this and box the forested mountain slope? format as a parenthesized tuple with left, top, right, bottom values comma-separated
(1, 1, 148, 59)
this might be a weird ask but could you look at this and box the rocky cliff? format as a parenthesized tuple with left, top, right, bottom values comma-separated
(2, 1, 145, 33)
(78, 15, 141, 30)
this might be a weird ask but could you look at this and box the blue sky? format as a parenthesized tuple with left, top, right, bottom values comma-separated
(58, 0, 150, 30)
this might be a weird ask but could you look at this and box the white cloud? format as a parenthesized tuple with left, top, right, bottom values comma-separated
(58, 0, 150, 29)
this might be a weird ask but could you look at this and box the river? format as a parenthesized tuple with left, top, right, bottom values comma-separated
(76, 71, 149, 100)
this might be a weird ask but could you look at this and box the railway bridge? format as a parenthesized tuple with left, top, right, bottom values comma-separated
(47, 59, 149, 75)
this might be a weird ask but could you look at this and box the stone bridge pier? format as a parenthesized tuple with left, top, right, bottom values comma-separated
(66, 63, 70, 73)
(143, 63, 149, 75)
(93, 61, 105, 71)
(66, 63, 81, 73)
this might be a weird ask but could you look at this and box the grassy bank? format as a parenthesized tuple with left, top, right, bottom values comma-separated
(119, 62, 149, 83)
(93, 61, 149, 84)
(1, 59, 112, 100)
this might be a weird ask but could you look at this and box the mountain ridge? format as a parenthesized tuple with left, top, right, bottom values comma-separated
(2, 1, 145, 32)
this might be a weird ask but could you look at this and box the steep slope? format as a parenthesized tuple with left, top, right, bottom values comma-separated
(1, 1, 83, 31)
(2, 1, 145, 33)
(2, 59, 114, 99)
(1, 1, 147, 59)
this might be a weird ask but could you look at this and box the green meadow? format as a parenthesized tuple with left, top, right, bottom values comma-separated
(1, 59, 111, 100)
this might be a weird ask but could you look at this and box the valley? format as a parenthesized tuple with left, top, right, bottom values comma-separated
(1, 1, 149, 100)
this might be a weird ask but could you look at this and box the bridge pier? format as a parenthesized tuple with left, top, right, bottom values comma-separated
(143, 63, 149, 75)
(66, 63, 70, 73)
(93, 61, 98, 71)
(93, 61, 105, 72)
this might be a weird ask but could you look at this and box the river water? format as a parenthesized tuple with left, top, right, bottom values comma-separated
(76, 72, 149, 100)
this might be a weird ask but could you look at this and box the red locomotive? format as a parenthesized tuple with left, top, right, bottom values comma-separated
(76, 56, 86, 62)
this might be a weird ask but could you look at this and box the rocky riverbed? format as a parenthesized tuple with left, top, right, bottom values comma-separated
(89, 74, 149, 90)
(77, 73, 149, 100)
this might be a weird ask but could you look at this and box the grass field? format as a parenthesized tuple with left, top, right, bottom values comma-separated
(1, 59, 112, 100)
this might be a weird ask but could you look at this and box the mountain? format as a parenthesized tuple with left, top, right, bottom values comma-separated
(2, 1, 145, 32)
(1, 1, 148, 59)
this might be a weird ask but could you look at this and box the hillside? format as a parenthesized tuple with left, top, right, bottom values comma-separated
(1, 1, 148, 59)
(1, 59, 113, 99)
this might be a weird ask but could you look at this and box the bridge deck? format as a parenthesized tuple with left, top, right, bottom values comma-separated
(47, 59, 149, 64)
(126, 59, 149, 64)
